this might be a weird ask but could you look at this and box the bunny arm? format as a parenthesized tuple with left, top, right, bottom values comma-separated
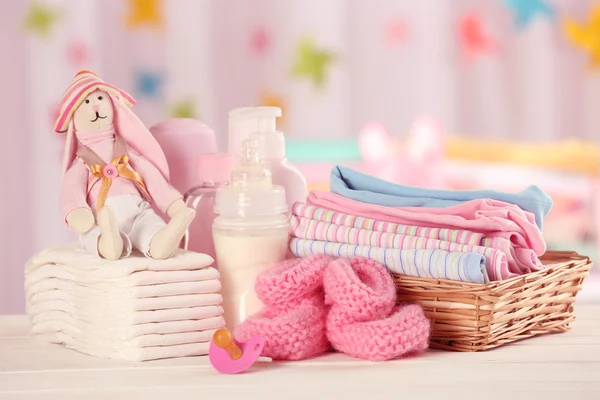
(127, 149, 183, 215)
(60, 158, 93, 227)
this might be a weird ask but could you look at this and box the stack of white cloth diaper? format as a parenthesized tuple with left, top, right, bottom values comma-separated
(24, 243, 224, 362)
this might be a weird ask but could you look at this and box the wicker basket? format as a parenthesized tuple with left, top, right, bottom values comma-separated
(393, 251, 593, 352)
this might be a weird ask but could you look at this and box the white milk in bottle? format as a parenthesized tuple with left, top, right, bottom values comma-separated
(213, 139, 289, 329)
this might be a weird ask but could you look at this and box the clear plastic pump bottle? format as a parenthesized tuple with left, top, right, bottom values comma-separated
(228, 107, 307, 212)
(212, 139, 290, 329)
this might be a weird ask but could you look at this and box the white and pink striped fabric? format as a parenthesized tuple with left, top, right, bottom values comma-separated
(290, 215, 515, 281)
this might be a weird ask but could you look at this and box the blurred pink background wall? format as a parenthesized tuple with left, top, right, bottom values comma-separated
(1, 0, 599, 313)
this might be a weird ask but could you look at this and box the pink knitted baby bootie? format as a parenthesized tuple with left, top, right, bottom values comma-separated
(234, 255, 331, 360)
(323, 257, 431, 361)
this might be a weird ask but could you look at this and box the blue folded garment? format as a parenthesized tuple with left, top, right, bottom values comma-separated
(329, 165, 553, 229)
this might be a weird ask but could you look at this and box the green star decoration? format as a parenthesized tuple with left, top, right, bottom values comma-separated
(24, 2, 59, 37)
(169, 100, 196, 119)
(291, 37, 336, 89)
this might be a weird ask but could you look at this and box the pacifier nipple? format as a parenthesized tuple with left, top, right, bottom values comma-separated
(212, 328, 243, 360)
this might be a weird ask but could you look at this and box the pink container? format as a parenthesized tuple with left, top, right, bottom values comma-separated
(150, 118, 218, 195)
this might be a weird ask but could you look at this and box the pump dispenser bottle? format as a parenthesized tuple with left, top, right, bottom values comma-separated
(213, 139, 290, 329)
(228, 106, 307, 212)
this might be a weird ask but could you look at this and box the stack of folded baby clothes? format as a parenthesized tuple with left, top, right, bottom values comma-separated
(25, 243, 224, 361)
(289, 166, 553, 284)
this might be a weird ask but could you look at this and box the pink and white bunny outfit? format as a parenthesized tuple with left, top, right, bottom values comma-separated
(55, 71, 182, 257)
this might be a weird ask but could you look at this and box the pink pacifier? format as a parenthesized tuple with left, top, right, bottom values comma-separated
(209, 328, 270, 374)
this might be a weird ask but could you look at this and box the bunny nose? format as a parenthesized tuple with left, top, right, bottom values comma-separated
(92, 105, 99, 112)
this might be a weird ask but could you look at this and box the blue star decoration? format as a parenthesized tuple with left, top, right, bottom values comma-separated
(503, 0, 554, 28)
(135, 70, 163, 99)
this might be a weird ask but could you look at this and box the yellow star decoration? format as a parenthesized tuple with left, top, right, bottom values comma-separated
(169, 100, 196, 119)
(563, 6, 600, 68)
(291, 37, 336, 89)
(126, 0, 163, 29)
(24, 2, 59, 37)
(259, 91, 287, 129)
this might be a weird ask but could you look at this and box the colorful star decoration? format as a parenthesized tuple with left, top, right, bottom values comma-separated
(126, 0, 163, 29)
(457, 12, 496, 62)
(563, 6, 600, 68)
(169, 100, 196, 119)
(291, 37, 336, 89)
(385, 18, 408, 47)
(135, 70, 163, 99)
(67, 41, 91, 68)
(503, 0, 554, 29)
(250, 26, 270, 56)
(24, 2, 59, 37)
(259, 91, 286, 129)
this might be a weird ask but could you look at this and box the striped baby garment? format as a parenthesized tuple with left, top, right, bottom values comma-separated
(293, 203, 484, 245)
(289, 238, 490, 284)
(290, 215, 514, 281)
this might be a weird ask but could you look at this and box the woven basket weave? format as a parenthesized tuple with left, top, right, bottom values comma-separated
(393, 250, 593, 352)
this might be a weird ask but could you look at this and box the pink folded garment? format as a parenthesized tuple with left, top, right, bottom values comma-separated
(35, 331, 211, 361)
(26, 279, 221, 302)
(32, 312, 224, 341)
(306, 191, 546, 256)
(290, 216, 515, 280)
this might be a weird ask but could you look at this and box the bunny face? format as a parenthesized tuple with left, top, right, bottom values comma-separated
(72, 89, 114, 131)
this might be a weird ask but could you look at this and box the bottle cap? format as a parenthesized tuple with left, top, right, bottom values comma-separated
(197, 153, 234, 185)
(215, 139, 287, 217)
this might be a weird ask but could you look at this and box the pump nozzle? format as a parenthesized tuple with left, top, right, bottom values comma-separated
(247, 107, 286, 161)
(228, 107, 282, 157)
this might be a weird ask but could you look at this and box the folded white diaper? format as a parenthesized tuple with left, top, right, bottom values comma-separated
(26, 278, 220, 302)
(32, 312, 225, 341)
(25, 242, 214, 281)
(37, 331, 211, 361)
(36, 325, 216, 349)
(27, 291, 222, 314)
(26, 267, 218, 291)
(25, 243, 224, 361)
(30, 303, 223, 326)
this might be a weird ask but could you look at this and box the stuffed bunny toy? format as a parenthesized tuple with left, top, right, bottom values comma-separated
(55, 70, 195, 261)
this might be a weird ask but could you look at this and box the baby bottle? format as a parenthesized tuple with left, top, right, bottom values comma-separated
(183, 153, 234, 261)
(213, 139, 289, 329)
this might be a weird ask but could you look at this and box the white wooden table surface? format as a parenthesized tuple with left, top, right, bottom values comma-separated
(1, 305, 599, 400)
